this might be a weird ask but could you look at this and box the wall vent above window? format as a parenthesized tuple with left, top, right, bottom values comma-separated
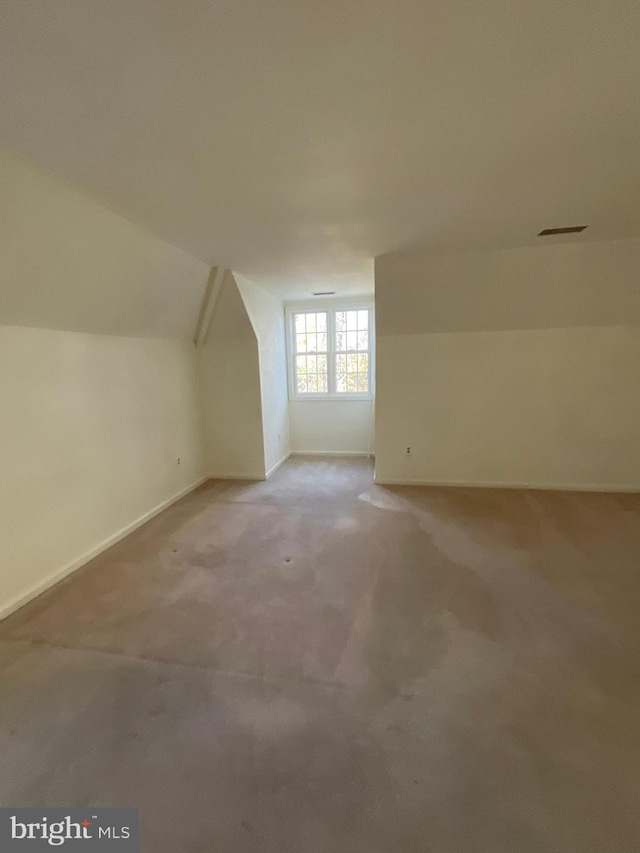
(538, 225, 588, 236)
(312, 291, 336, 296)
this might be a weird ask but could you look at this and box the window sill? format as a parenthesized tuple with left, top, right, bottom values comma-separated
(289, 395, 374, 402)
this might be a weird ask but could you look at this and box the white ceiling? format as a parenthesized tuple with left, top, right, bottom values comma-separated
(1, 0, 639, 299)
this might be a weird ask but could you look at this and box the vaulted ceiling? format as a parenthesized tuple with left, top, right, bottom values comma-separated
(2, 0, 639, 298)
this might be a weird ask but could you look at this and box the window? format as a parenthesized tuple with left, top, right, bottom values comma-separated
(286, 303, 374, 400)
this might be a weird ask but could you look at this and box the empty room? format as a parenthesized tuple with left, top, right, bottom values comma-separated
(1, 1, 639, 851)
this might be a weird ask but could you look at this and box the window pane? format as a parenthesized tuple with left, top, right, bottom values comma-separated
(346, 331, 358, 351)
(347, 353, 358, 372)
(357, 331, 368, 351)
(346, 311, 358, 331)
(357, 310, 369, 330)
(335, 311, 346, 331)
(357, 353, 368, 373)
(293, 315, 328, 394)
(336, 354, 346, 373)
(346, 373, 358, 392)
(335, 331, 345, 351)
(336, 373, 346, 392)
(295, 312, 328, 353)
(357, 373, 369, 392)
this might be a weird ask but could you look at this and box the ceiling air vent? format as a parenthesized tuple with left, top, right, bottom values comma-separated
(312, 291, 336, 296)
(538, 225, 588, 236)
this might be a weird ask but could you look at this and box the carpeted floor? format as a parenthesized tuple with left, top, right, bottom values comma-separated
(1, 456, 639, 852)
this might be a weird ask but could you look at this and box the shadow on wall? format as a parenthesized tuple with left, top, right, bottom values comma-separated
(198, 274, 265, 480)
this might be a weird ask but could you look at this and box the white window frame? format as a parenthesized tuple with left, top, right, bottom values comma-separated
(285, 299, 375, 401)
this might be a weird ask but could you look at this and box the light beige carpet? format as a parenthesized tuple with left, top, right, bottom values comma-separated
(1, 457, 639, 852)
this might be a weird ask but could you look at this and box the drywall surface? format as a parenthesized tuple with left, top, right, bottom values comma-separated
(198, 275, 265, 478)
(375, 325, 640, 487)
(289, 401, 373, 455)
(3, 0, 640, 299)
(375, 241, 640, 488)
(235, 275, 291, 474)
(376, 239, 640, 335)
(0, 324, 204, 618)
(0, 146, 208, 337)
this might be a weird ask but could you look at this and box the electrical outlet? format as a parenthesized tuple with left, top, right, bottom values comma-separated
(177, 457, 181, 465)
(405, 446, 411, 455)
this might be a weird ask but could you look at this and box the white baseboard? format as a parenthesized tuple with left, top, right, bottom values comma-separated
(265, 451, 291, 479)
(0, 475, 208, 623)
(374, 476, 640, 493)
(291, 451, 372, 458)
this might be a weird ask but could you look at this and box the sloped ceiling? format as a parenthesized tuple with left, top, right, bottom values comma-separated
(1, 0, 640, 298)
(0, 148, 208, 337)
(376, 239, 640, 335)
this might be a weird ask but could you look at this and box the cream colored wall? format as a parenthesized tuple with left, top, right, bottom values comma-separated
(0, 147, 210, 619)
(235, 275, 291, 475)
(198, 275, 266, 479)
(376, 326, 640, 488)
(0, 147, 209, 337)
(289, 401, 373, 455)
(0, 325, 205, 618)
(375, 240, 640, 489)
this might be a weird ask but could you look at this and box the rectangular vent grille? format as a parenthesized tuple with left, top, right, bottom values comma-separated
(312, 291, 336, 296)
(538, 226, 588, 236)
